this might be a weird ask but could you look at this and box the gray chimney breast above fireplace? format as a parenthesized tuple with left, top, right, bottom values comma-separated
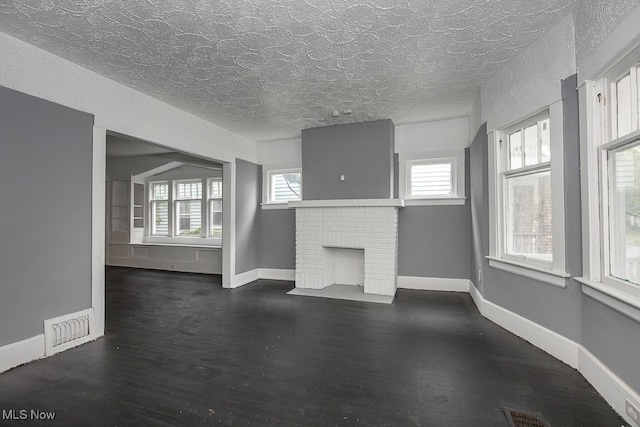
(301, 119, 394, 200)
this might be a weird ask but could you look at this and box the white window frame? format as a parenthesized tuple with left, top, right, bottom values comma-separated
(207, 177, 223, 238)
(262, 167, 302, 209)
(501, 110, 553, 268)
(149, 181, 170, 237)
(398, 149, 465, 206)
(145, 177, 221, 247)
(580, 45, 640, 303)
(173, 179, 204, 237)
(487, 101, 568, 287)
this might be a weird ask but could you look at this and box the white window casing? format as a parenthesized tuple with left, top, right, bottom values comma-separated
(487, 100, 568, 287)
(579, 45, 640, 307)
(150, 181, 170, 236)
(174, 180, 203, 237)
(145, 177, 221, 247)
(261, 167, 302, 209)
(208, 177, 223, 238)
(399, 149, 465, 206)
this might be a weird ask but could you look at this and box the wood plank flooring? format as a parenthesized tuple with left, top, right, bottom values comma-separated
(0, 267, 628, 426)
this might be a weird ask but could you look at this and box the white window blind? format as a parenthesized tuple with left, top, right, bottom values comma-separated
(408, 160, 453, 197)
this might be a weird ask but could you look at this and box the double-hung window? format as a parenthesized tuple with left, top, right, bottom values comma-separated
(175, 180, 202, 236)
(208, 178, 223, 237)
(489, 103, 567, 286)
(150, 182, 169, 236)
(592, 52, 640, 290)
(502, 111, 552, 264)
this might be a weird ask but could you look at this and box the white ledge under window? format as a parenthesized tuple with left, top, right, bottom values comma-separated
(576, 277, 640, 323)
(486, 256, 569, 288)
(142, 236, 221, 247)
(288, 199, 405, 208)
(261, 202, 292, 210)
(128, 242, 222, 249)
(403, 197, 466, 206)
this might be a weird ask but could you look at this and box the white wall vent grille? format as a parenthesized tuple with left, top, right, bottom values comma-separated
(44, 308, 95, 356)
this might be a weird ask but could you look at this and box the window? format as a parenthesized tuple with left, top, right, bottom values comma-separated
(175, 180, 202, 236)
(208, 178, 222, 237)
(264, 169, 301, 204)
(150, 182, 169, 236)
(399, 149, 465, 205)
(594, 52, 640, 289)
(503, 111, 552, 263)
(147, 175, 222, 244)
(408, 158, 454, 197)
(488, 104, 567, 287)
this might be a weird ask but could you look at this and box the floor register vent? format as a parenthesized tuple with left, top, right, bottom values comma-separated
(504, 408, 550, 427)
(44, 308, 95, 356)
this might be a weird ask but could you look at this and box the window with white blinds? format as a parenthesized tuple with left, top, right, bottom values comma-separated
(408, 160, 454, 197)
(399, 150, 465, 205)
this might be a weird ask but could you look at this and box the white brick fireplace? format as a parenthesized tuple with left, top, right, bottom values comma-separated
(289, 199, 404, 297)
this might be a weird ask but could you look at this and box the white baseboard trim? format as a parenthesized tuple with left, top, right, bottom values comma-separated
(397, 276, 471, 292)
(232, 268, 295, 288)
(469, 283, 580, 368)
(232, 268, 260, 288)
(470, 283, 640, 423)
(259, 268, 295, 281)
(579, 347, 640, 426)
(0, 334, 45, 374)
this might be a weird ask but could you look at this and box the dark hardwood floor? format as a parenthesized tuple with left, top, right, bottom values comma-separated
(0, 267, 627, 426)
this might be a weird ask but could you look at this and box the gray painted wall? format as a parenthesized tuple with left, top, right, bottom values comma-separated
(107, 155, 174, 181)
(235, 159, 261, 274)
(561, 75, 583, 280)
(582, 294, 640, 392)
(301, 119, 394, 200)
(0, 86, 94, 346)
(260, 209, 296, 270)
(469, 75, 584, 343)
(397, 149, 472, 279)
(470, 123, 489, 294)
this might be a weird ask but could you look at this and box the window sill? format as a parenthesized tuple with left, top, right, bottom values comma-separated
(486, 256, 569, 288)
(142, 236, 222, 247)
(404, 197, 466, 206)
(576, 277, 640, 323)
(114, 242, 222, 249)
(261, 202, 292, 210)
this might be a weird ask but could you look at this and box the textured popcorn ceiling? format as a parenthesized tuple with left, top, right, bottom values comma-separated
(0, 0, 576, 141)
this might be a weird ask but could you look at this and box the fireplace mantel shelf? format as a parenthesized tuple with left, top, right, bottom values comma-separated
(288, 199, 405, 208)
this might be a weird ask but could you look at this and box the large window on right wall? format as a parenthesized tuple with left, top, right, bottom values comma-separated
(595, 51, 640, 289)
